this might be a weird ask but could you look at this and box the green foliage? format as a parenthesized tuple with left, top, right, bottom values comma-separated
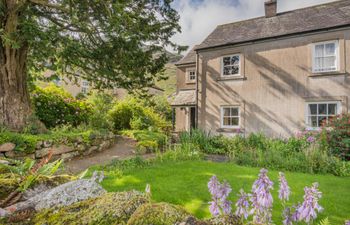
(178, 130, 350, 176)
(0, 126, 104, 153)
(122, 130, 168, 152)
(86, 91, 115, 130)
(127, 203, 190, 225)
(318, 218, 330, 225)
(31, 85, 92, 128)
(320, 114, 350, 160)
(109, 97, 170, 132)
(145, 95, 173, 122)
(33, 191, 149, 225)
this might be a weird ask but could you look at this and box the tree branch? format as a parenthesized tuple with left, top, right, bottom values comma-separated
(28, 0, 69, 12)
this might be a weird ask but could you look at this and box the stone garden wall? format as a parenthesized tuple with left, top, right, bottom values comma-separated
(0, 133, 116, 161)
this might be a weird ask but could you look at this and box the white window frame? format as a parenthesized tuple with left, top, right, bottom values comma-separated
(221, 54, 241, 77)
(186, 68, 196, 83)
(312, 40, 339, 73)
(81, 80, 89, 94)
(220, 106, 240, 129)
(305, 101, 341, 130)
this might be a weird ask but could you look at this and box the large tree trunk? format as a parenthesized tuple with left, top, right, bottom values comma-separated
(0, 1, 32, 131)
(0, 44, 32, 131)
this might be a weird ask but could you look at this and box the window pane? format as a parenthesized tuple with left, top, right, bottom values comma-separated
(223, 66, 230, 76)
(231, 56, 240, 66)
(223, 108, 230, 117)
(223, 117, 230, 126)
(318, 116, 327, 127)
(318, 104, 327, 115)
(328, 104, 337, 115)
(308, 116, 318, 127)
(325, 43, 335, 56)
(231, 108, 239, 116)
(309, 104, 317, 115)
(231, 66, 239, 75)
(323, 56, 336, 70)
(223, 57, 231, 66)
(231, 118, 239, 126)
(315, 44, 324, 57)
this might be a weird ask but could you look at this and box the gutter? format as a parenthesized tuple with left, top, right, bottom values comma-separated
(195, 24, 350, 52)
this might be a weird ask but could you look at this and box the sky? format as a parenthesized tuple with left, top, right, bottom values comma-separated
(171, 0, 338, 51)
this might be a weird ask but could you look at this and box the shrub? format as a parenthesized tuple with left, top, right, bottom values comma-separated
(108, 97, 170, 132)
(31, 84, 92, 128)
(321, 114, 350, 160)
(86, 91, 115, 130)
(121, 130, 168, 152)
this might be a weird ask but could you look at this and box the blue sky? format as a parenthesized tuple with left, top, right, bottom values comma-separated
(171, 0, 338, 50)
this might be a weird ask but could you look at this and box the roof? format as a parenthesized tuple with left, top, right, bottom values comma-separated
(176, 46, 197, 65)
(170, 90, 196, 106)
(197, 0, 350, 50)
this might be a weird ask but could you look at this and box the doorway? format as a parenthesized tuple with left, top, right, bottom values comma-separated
(190, 107, 196, 130)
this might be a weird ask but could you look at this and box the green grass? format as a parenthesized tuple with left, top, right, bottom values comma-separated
(100, 160, 350, 224)
(155, 64, 177, 95)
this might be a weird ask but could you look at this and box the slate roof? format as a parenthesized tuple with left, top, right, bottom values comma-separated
(176, 45, 197, 65)
(170, 90, 196, 106)
(197, 0, 350, 50)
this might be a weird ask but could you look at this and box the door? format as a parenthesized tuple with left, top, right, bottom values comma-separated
(190, 107, 196, 130)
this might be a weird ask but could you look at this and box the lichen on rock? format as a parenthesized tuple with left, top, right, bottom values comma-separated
(33, 191, 148, 225)
(127, 202, 191, 225)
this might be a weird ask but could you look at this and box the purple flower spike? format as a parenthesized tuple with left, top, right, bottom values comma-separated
(296, 183, 323, 224)
(250, 168, 274, 224)
(282, 207, 294, 225)
(208, 175, 232, 217)
(278, 172, 291, 202)
(235, 189, 250, 220)
(345, 220, 350, 225)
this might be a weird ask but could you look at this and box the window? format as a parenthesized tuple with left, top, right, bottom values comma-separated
(222, 54, 240, 76)
(81, 80, 89, 94)
(306, 102, 341, 128)
(53, 77, 61, 86)
(221, 106, 240, 128)
(186, 68, 196, 82)
(312, 40, 339, 73)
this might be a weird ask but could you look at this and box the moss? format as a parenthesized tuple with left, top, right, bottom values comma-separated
(206, 215, 243, 225)
(0, 174, 20, 200)
(127, 202, 190, 225)
(33, 191, 148, 225)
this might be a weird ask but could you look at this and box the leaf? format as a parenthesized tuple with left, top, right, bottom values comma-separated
(318, 217, 330, 225)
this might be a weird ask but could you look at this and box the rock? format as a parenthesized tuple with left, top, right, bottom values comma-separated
(0, 143, 15, 152)
(42, 140, 53, 148)
(206, 215, 243, 225)
(61, 151, 79, 160)
(0, 208, 8, 217)
(33, 191, 148, 225)
(127, 202, 191, 225)
(179, 216, 210, 225)
(76, 136, 84, 143)
(35, 148, 49, 158)
(99, 141, 110, 151)
(5, 172, 106, 212)
(83, 146, 98, 156)
(35, 141, 43, 150)
(4, 151, 32, 159)
(76, 144, 86, 152)
(0, 159, 9, 165)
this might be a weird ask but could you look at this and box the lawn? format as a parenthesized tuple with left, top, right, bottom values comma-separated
(100, 160, 350, 224)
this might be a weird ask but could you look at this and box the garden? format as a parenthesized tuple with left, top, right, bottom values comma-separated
(1, 83, 350, 224)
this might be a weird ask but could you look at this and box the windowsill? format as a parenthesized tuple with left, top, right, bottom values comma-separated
(217, 75, 246, 81)
(309, 71, 347, 77)
(217, 128, 243, 133)
(185, 81, 196, 84)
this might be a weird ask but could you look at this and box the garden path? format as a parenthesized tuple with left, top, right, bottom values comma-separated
(64, 136, 153, 174)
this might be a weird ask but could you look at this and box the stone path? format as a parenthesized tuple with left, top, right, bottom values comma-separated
(64, 136, 153, 174)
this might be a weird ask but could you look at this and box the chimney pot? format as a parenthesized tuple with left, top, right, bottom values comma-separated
(265, 0, 277, 18)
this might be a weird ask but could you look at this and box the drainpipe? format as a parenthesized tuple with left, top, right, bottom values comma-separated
(195, 50, 199, 129)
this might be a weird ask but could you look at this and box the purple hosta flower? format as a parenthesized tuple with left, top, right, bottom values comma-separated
(235, 189, 250, 220)
(282, 207, 294, 225)
(306, 136, 316, 143)
(345, 220, 350, 225)
(278, 172, 291, 202)
(296, 183, 323, 224)
(208, 176, 232, 217)
(250, 168, 274, 224)
(291, 203, 301, 222)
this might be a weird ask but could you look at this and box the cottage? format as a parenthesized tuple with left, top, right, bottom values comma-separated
(172, 0, 350, 137)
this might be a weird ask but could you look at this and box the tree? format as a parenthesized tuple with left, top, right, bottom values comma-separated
(0, 0, 183, 131)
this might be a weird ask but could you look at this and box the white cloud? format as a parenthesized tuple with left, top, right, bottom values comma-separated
(171, 0, 337, 52)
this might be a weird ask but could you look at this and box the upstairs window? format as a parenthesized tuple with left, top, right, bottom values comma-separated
(220, 106, 240, 128)
(222, 54, 240, 76)
(81, 80, 89, 94)
(306, 101, 340, 129)
(186, 68, 196, 82)
(312, 41, 339, 73)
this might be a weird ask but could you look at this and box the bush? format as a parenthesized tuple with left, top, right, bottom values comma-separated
(177, 130, 350, 176)
(108, 97, 170, 132)
(121, 130, 168, 152)
(31, 84, 92, 128)
(321, 114, 350, 160)
(86, 91, 115, 130)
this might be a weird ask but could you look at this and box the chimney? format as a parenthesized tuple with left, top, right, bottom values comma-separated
(265, 0, 277, 18)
